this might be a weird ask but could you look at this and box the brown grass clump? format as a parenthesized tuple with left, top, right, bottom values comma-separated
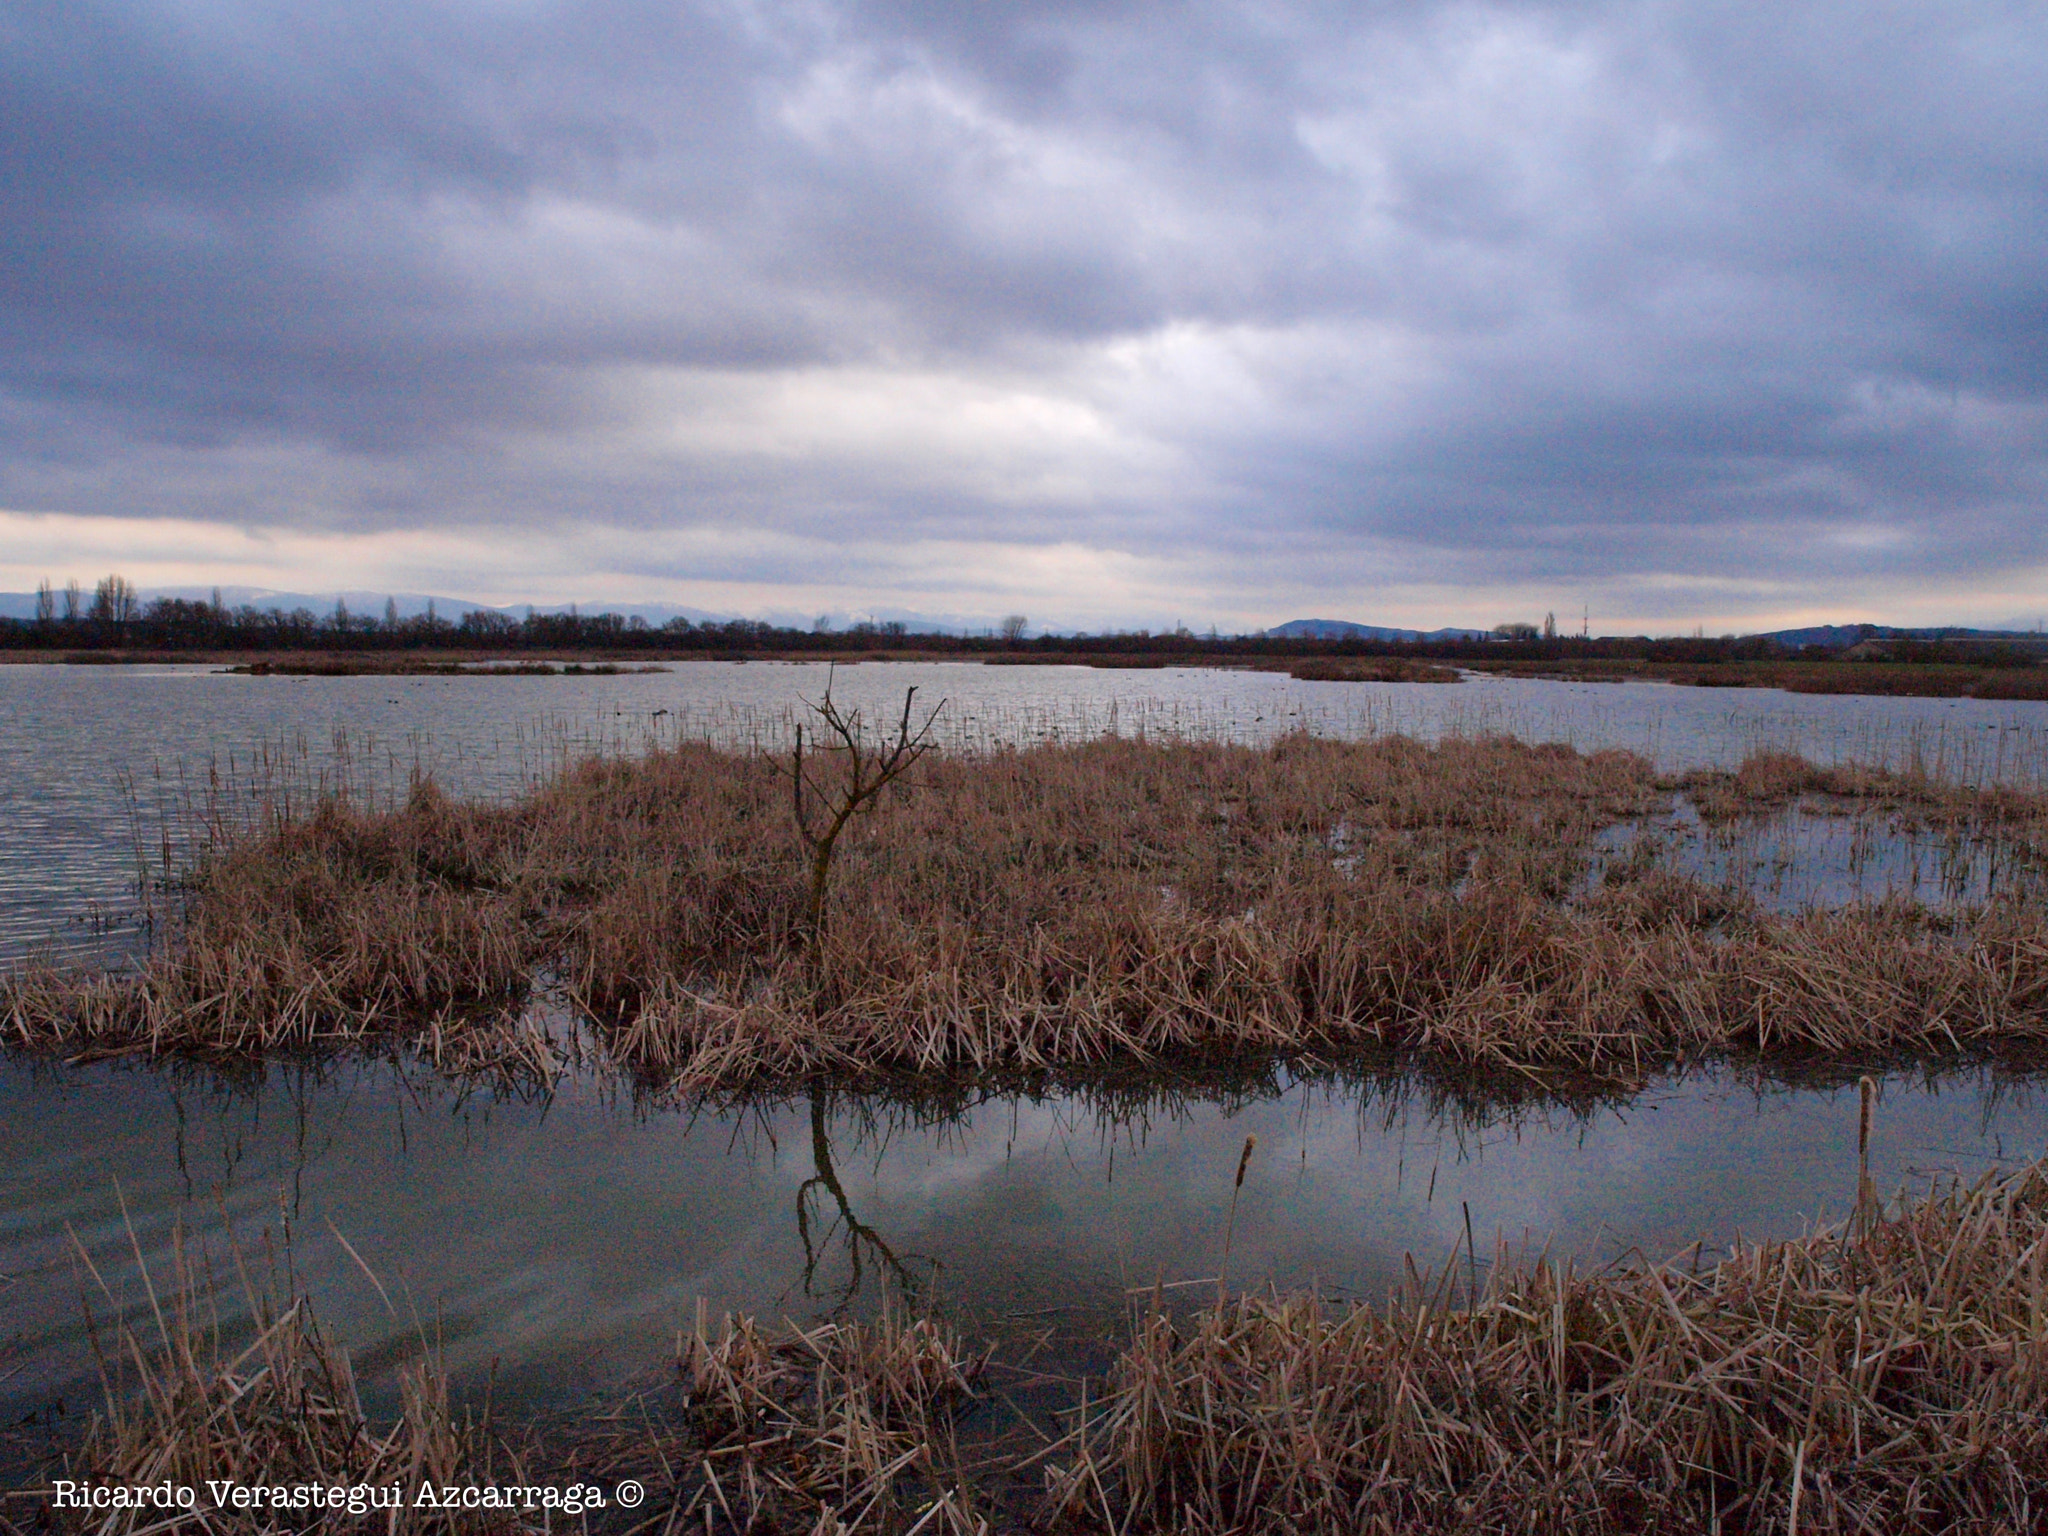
(4, 780, 547, 1057)
(576, 1307, 991, 1534)
(12, 734, 2048, 1086)
(53, 1242, 527, 1534)
(1055, 1160, 2048, 1535)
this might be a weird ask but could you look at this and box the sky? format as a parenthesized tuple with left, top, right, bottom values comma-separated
(2, 0, 2045, 635)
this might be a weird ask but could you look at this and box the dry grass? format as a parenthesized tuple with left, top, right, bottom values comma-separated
(47, 1239, 527, 1534)
(11, 734, 2048, 1086)
(1054, 1158, 2048, 1534)
(574, 1304, 992, 1534)
(30, 1161, 2048, 1534)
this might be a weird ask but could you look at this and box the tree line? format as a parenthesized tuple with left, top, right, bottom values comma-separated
(3, 575, 2041, 666)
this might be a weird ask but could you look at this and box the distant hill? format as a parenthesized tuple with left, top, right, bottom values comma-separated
(1264, 618, 1491, 642)
(1756, 624, 2048, 650)
(1753, 624, 1877, 649)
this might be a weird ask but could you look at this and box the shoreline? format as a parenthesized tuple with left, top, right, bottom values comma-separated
(5, 646, 2048, 699)
(15, 1156, 2045, 1533)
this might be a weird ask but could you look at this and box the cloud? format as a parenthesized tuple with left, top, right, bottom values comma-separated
(3, 0, 2045, 630)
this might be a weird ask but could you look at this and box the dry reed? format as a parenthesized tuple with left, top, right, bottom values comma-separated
(50, 1237, 527, 1534)
(11, 734, 2048, 1087)
(33, 1159, 2048, 1533)
(1056, 1158, 2048, 1534)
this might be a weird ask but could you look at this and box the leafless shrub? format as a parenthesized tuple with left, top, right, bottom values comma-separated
(786, 676, 944, 940)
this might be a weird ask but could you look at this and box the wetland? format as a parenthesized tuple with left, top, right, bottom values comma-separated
(6, 662, 2048, 1532)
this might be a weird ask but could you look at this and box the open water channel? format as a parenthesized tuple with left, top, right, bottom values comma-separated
(5, 661, 2048, 1424)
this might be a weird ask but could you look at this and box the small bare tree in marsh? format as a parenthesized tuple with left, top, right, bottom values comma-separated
(787, 672, 943, 941)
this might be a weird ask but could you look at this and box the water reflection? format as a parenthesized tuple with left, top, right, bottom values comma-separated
(3, 1051, 2043, 1418)
(798, 1094, 942, 1309)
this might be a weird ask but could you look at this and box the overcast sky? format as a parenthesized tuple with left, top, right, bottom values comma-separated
(2, 0, 2044, 633)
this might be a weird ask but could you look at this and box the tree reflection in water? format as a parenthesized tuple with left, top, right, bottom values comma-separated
(796, 1094, 940, 1311)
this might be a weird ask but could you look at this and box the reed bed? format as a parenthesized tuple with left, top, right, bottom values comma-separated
(1057, 1158, 2048, 1534)
(34, 1160, 2048, 1533)
(12, 733, 2048, 1084)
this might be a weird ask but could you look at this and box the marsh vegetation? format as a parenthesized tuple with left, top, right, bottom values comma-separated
(13, 682, 2048, 1530)
(34, 1154, 2048, 1533)
(11, 725, 2048, 1088)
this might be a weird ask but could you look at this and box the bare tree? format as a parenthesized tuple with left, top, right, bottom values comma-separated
(33, 579, 54, 624)
(786, 670, 943, 940)
(62, 580, 81, 622)
(999, 613, 1028, 644)
(91, 574, 137, 625)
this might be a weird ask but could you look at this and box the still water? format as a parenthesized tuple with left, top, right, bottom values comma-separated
(4, 1051, 2044, 1416)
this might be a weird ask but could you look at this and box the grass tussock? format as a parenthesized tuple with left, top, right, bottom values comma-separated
(576, 1306, 991, 1535)
(12, 733, 2048, 1084)
(56, 1244, 523, 1534)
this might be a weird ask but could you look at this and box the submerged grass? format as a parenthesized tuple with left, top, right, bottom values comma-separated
(11, 733, 2048, 1086)
(29, 1159, 2048, 1533)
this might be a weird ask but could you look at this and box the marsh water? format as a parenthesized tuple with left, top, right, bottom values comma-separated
(5, 1051, 2045, 1418)
(10, 659, 2048, 963)
(6, 660, 2048, 1422)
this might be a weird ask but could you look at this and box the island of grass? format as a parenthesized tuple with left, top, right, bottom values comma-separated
(221, 658, 671, 676)
(11, 722, 2048, 1084)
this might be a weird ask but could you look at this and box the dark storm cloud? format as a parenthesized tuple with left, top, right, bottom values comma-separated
(1, 0, 2044, 616)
